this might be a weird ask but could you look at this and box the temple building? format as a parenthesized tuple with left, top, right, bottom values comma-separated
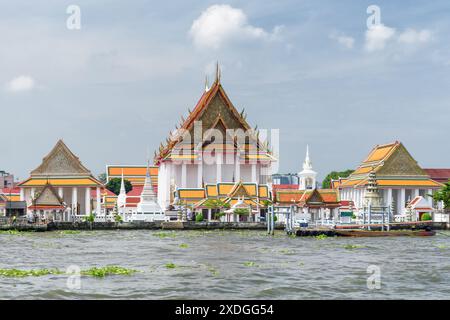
(154, 65, 277, 214)
(338, 141, 443, 215)
(175, 181, 271, 222)
(18, 140, 104, 220)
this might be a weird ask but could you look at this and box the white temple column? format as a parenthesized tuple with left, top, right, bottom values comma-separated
(72, 187, 78, 215)
(400, 188, 406, 215)
(235, 154, 240, 182)
(197, 161, 203, 188)
(20, 188, 24, 201)
(413, 189, 419, 198)
(85, 188, 91, 215)
(58, 187, 64, 199)
(387, 188, 393, 208)
(251, 163, 257, 183)
(96, 187, 101, 215)
(31, 187, 36, 199)
(216, 153, 222, 183)
(427, 189, 433, 207)
(181, 163, 187, 188)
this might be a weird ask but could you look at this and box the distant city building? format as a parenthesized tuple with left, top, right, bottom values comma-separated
(0, 171, 14, 189)
(272, 173, 299, 185)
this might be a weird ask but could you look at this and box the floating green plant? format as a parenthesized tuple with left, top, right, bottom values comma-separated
(165, 263, 177, 269)
(57, 230, 81, 235)
(279, 249, 295, 255)
(0, 268, 62, 278)
(343, 244, 365, 250)
(153, 232, 176, 238)
(0, 230, 22, 235)
(243, 261, 258, 267)
(179, 243, 189, 248)
(315, 234, 328, 240)
(81, 266, 137, 277)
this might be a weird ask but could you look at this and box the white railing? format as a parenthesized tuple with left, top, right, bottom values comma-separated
(433, 212, 449, 223)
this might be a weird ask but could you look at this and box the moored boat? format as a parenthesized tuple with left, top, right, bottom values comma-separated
(335, 229, 436, 237)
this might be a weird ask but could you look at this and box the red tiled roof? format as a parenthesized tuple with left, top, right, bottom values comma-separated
(272, 184, 299, 198)
(424, 169, 450, 183)
(1, 187, 20, 194)
(126, 186, 144, 197)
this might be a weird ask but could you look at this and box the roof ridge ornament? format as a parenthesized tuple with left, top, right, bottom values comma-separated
(204, 75, 209, 92)
(215, 61, 221, 83)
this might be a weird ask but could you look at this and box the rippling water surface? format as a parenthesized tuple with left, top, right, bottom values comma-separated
(0, 230, 449, 299)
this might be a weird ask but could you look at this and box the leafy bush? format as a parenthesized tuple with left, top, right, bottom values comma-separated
(195, 213, 204, 222)
(234, 208, 249, 216)
(421, 213, 432, 221)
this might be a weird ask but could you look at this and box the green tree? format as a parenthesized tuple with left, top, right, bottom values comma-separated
(322, 169, 354, 189)
(106, 178, 133, 195)
(432, 180, 450, 212)
(234, 208, 249, 216)
(204, 199, 230, 211)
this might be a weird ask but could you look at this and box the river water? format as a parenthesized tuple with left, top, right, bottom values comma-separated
(0, 230, 449, 299)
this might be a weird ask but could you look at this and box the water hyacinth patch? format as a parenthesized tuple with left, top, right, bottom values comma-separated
(0, 268, 62, 277)
(315, 234, 328, 240)
(81, 266, 137, 277)
(343, 244, 365, 250)
(0, 230, 24, 235)
(165, 263, 177, 269)
(243, 261, 258, 267)
(179, 243, 189, 248)
(57, 230, 81, 235)
(153, 232, 176, 238)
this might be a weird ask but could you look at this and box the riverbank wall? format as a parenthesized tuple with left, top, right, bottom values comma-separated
(0, 221, 286, 232)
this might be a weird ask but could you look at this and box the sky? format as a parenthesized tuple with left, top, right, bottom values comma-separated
(1, 0, 449, 182)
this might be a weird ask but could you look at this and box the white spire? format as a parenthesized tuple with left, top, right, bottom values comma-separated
(299, 144, 317, 191)
(117, 169, 127, 209)
(142, 159, 156, 198)
(136, 157, 162, 215)
(303, 144, 313, 171)
(119, 169, 126, 195)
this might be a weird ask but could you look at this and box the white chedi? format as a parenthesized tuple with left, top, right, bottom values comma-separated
(299, 145, 317, 190)
(132, 163, 167, 222)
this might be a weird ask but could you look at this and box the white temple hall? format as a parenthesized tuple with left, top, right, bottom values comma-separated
(18, 140, 104, 220)
(154, 67, 277, 218)
(336, 141, 442, 215)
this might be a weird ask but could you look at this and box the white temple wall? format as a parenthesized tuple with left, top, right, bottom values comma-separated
(221, 164, 235, 182)
(186, 164, 198, 188)
(240, 164, 252, 182)
(203, 164, 217, 184)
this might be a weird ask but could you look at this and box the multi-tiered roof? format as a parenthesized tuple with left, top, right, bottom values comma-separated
(340, 141, 442, 189)
(154, 66, 276, 165)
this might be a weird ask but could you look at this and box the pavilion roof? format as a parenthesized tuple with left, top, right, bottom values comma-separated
(340, 141, 442, 189)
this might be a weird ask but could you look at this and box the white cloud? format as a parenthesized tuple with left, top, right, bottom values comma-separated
(6, 75, 35, 92)
(330, 33, 355, 49)
(398, 28, 432, 44)
(365, 24, 396, 52)
(189, 4, 282, 49)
